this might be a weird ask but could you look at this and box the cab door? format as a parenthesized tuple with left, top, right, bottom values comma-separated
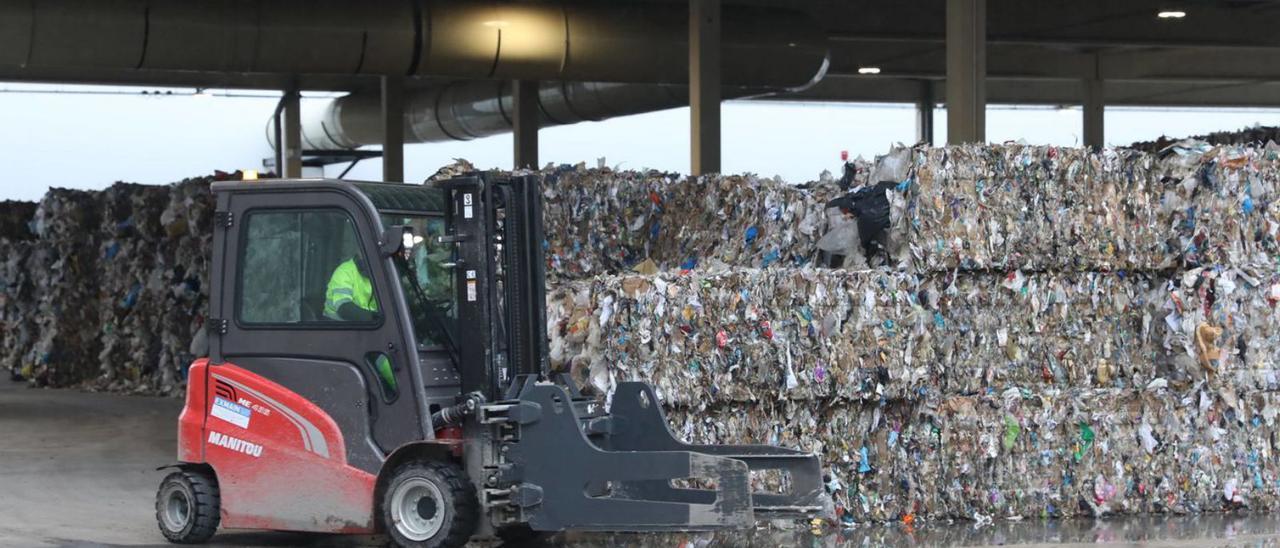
(207, 184, 424, 476)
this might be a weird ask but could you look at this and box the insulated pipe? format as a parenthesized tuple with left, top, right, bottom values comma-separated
(288, 81, 773, 150)
(0, 0, 828, 88)
(0, 0, 417, 75)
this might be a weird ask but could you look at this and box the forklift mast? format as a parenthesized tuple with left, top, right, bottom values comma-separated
(441, 173, 548, 400)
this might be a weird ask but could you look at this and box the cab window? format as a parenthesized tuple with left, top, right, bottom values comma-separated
(381, 214, 455, 348)
(238, 209, 380, 325)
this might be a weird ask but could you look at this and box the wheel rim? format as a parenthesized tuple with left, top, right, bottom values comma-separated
(391, 478, 446, 541)
(160, 483, 192, 533)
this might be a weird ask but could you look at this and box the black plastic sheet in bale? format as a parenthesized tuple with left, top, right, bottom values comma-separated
(0, 201, 36, 241)
(821, 181, 897, 266)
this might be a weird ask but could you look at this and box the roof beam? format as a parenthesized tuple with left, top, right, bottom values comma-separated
(828, 32, 1279, 52)
(818, 0, 1280, 49)
(828, 39, 1280, 83)
(769, 77, 1280, 108)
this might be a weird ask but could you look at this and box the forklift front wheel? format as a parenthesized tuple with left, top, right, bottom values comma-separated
(155, 469, 220, 544)
(381, 460, 478, 548)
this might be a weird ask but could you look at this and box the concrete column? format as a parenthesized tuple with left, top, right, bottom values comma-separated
(280, 89, 303, 178)
(690, 0, 721, 176)
(381, 76, 405, 182)
(916, 81, 936, 145)
(1083, 77, 1105, 150)
(946, 0, 986, 144)
(512, 80, 540, 169)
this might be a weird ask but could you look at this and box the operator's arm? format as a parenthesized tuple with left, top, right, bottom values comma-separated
(337, 301, 376, 322)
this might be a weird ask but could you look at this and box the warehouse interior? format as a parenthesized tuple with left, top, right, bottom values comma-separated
(3, 1, 1280, 546)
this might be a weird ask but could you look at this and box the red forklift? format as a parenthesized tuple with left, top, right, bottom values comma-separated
(154, 174, 822, 547)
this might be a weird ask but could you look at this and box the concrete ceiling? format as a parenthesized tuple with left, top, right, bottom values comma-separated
(3, 0, 1279, 107)
(778, 0, 1280, 106)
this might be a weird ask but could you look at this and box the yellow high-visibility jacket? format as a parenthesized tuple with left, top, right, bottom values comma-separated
(323, 258, 377, 320)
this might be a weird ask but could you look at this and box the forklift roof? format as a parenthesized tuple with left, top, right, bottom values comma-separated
(210, 179, 446, 215)
(350, 181, 446, 214)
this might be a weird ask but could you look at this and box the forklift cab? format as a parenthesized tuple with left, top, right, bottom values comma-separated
(161, 176, 823, 548)
(207, 179, 461, 471)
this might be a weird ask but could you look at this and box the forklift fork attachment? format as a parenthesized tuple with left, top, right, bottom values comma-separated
(488, 381, 824, 532)
(605, 382, 826, 519)
(493, 383, 755, 532)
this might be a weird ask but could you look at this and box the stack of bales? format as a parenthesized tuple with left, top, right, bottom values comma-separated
(543, 143, 1280, 523)
(0, 178, 213, 394)
(1, 147, 1277, 522)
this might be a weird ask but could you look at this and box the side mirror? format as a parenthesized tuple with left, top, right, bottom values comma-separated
(380, 225, 412, 256)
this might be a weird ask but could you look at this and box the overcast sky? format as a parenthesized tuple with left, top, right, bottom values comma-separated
(2, 83, 1280, 201)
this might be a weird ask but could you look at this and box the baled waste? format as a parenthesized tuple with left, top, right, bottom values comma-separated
(0, 142, 1277, 524)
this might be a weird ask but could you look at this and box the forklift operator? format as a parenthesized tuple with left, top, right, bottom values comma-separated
(323, 256, 379, 321)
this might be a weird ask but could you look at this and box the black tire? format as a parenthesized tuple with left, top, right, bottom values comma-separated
(496, 523, 553, 547)
(155, 469, 221, 544)
(381, 460, 478, 548)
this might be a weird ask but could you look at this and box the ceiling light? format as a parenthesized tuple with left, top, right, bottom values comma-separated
(857, 66, 881, 75)
(1157, 10, 1186, 18)
(482, 20, 509, 28)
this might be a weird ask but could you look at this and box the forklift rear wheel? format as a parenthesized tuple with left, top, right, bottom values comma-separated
(155, 469, 220, 544)
(382, 460, 478, 548)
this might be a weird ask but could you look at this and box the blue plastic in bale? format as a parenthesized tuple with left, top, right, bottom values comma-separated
(122, 283, 141, 309)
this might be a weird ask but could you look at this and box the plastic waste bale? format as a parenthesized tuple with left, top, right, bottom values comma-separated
(0, 200, 36, 378)
(1150, 143, 1280, 268)
(662, 385, 1280, 524)
(880, 142, 1279, 273)
(546, 266, 1233, 405)
(904, 144, 1169, 272)
(94, 183, 172, 393)
(155, 178, 215, 392)
(0, 240, 35, 379)
(23, 188, 104, 387)
(540, 166, 844, 280)
(547, 267, 944, 406)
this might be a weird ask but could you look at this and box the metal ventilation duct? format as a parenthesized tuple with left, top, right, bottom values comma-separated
(0, 0, 828, 87)
(293, 81, 778, 149)
(0, 0, 827, 149)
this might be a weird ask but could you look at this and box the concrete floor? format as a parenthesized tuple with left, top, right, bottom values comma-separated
(0, 380, 351, 547)
(4, 379, 1280, 547)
